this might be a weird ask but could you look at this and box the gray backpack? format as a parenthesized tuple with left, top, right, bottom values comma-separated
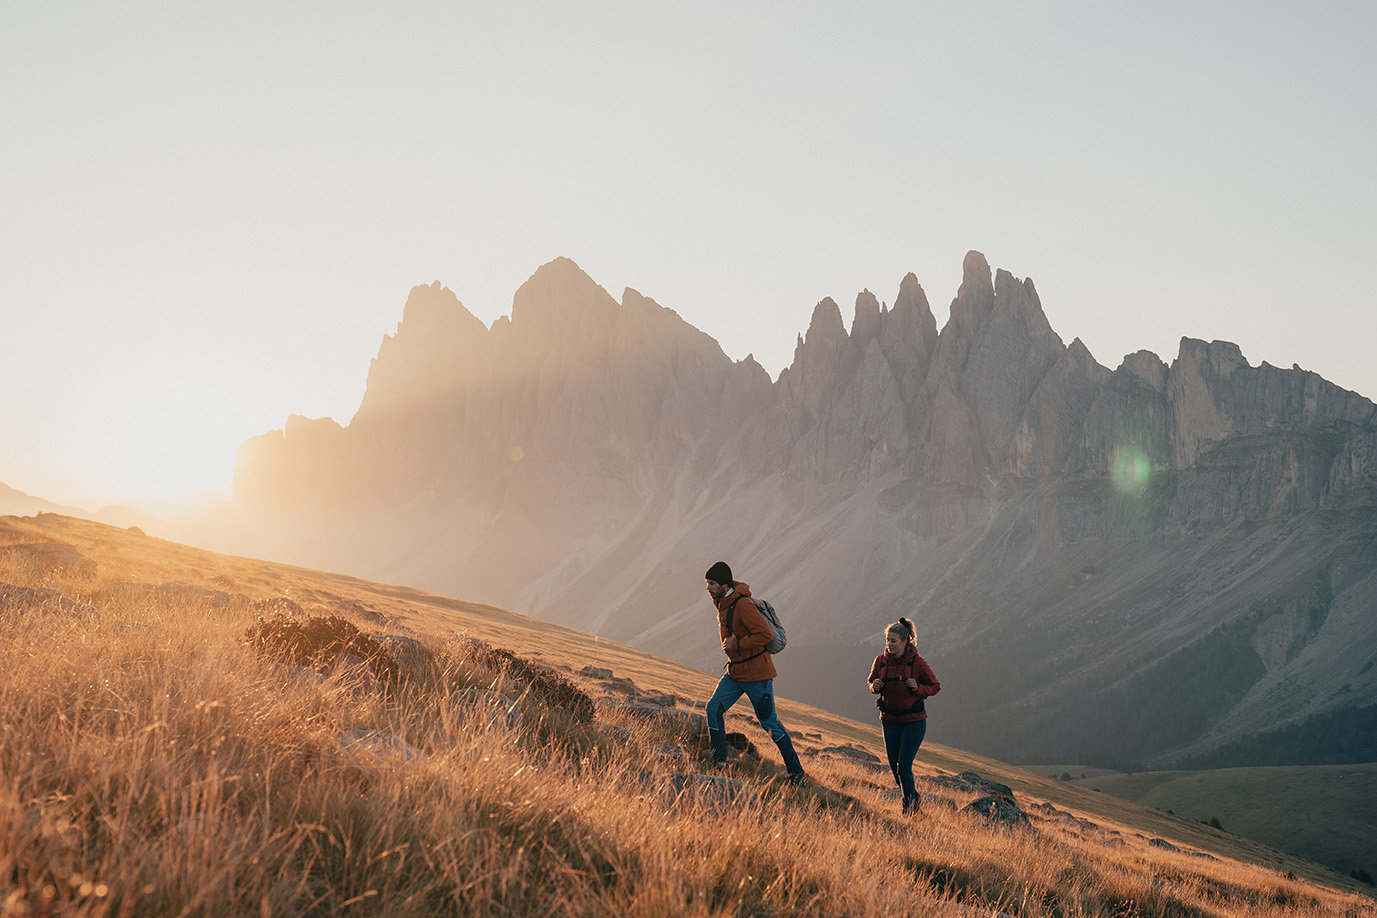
(728, 595, 787, 655)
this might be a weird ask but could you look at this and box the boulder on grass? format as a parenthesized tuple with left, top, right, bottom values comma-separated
(0, 542, 97, 579)
(0, 582, 97, 622)
(963, 796, 1030, 827)
(375, 634, 433, 677)
(612, 702, 706, 736)
(957, 770, 1016, 803)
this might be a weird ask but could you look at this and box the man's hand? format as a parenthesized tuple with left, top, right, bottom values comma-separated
(870, 679, 884, 693)
(723, 634, 740, 654)
(904, 677, 919, 692)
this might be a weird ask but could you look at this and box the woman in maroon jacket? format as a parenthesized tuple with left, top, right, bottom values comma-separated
(868, 617, 940, 814)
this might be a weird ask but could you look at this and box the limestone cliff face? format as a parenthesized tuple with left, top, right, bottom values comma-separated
(225, 253, 1377, 770)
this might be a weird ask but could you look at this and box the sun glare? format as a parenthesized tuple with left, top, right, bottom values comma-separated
(85, 374, 256, 508)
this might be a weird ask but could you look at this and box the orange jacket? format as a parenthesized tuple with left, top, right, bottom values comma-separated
(715, 582, 777, 682)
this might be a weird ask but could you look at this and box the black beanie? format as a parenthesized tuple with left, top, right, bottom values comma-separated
(705, 561, 733, 585)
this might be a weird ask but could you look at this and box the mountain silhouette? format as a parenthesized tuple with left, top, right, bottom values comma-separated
(221, 254, 1377, 769)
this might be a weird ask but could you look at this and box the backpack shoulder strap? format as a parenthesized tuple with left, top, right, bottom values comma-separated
(726, 594, 743, 632)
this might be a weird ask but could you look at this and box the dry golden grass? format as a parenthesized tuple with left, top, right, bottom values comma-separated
(2, 513, 1374, 917)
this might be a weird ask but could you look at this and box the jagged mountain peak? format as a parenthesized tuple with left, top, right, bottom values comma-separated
(397, 280, 487, 340)
(1174, 337, 1248, 374)
(945, 250, 996, 334)
(781, 297, 850, 391)
(355, 281, 490, 418)
(993, 269, 1050, 326)
(851, 290, 882, 344)
(1117, 349, 1170, 389)
(883, 273, 938, 373)
(806, 297, 847, 346)
(893, 272, 932, 316)
(1064, 336, 1099, 367)
(511, 257, 619, 331)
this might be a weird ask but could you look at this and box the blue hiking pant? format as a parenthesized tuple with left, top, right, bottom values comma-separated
(882, 718, 928, 803)
(706, 674, 789, 742)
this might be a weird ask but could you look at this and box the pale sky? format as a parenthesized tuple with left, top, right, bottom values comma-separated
(3, 2, 1374, 511)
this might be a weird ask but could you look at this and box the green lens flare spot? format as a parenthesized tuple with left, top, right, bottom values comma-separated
(1112, 447, 1151, 495)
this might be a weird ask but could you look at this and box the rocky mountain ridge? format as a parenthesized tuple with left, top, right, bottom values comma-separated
(222, 253, 1377, 769)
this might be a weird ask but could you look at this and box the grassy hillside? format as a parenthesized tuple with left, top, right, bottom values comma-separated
(1027, 764, 1377, 884)
(2, 513, 1375, 916)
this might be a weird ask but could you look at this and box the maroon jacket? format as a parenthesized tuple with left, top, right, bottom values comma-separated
(867, 645, 940, 724)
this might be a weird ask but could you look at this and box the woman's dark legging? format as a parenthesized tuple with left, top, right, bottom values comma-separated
(882, 719, 927, 804)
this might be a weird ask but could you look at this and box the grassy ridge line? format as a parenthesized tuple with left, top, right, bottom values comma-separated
(4, 512, 1372, 903)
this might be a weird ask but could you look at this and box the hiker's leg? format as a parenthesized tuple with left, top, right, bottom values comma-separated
(882, 721, 904, 789)
(706, 675, 744, 732)
(740, 679, 784, 740)
(895, 719, 927, 805)
(705, 675, 744, 763)
(741, 680, 804, 777)
(772, 732, 804, 778)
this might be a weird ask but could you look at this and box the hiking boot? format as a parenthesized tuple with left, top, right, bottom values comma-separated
(708, 728, 730, 765)
(901, 795, 922, 815)
(784, 772, 807, 787)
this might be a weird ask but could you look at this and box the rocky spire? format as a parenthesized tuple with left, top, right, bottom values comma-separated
(356, 281, 488, 418)
(947, 250, 997, 339)
(879, 272, 938, 411)
(888, 272, 938, 362)
(784, 298, 849, 406)
(851, 290, 882, 349)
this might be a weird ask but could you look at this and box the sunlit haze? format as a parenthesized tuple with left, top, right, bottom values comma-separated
(3, 2, 1374, 511)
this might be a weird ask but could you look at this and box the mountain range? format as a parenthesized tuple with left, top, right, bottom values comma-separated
(220, 253, 1377, 769)
(0, 482, 160, 532)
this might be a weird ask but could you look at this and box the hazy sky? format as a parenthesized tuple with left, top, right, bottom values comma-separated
(3, 2, 1374, 510)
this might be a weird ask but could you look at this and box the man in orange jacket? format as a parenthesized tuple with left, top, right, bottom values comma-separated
(704, 560, 806, 783)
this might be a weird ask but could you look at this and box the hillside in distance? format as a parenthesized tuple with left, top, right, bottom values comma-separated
(3, 512, 1374, 915)
(1027, 762, 1377, 884)
(217, 254, 1377, 771)
(0, 481, 159, 531)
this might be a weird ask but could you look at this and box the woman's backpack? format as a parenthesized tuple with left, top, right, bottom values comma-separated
(875, 656, 925, 716)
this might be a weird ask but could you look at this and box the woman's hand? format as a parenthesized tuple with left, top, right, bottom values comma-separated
(904, 677, 919, 692)
(870, 679, 884, 693)
(722, 634, 739, 654)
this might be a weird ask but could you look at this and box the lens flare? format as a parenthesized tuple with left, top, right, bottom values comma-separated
(1112, 447, 1151, 495)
